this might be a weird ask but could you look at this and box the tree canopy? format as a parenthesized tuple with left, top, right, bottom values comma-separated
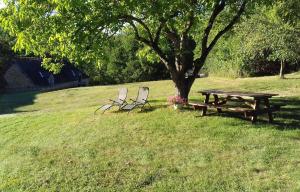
(0, 0, 272, 98)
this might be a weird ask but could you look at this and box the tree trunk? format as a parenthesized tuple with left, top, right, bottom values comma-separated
(172, 74, 195, 101)
(279, 60, 285, 79)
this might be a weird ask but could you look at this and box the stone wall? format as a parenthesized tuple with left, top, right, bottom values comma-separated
(4, 63, 35, 89)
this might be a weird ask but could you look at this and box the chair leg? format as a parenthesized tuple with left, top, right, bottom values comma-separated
(94, 105, 113, 115)
(101, 107, 111, 114)
(119, 102, 127, 110)
(140, 104, 146, 111)
(94, 107, 102, 115)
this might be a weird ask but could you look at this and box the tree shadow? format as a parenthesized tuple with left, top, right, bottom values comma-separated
(0, 91, 38, 115)
(270, 97, 300, 130)
(148, 99, 167, 103)
(284, 77, 300, 80)
(139, 104, 168, 113)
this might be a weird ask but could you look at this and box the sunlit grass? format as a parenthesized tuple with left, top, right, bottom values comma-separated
(0, 72, 299, 191)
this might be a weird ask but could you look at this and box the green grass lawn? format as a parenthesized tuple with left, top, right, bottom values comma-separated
(0, 73, 300, 191)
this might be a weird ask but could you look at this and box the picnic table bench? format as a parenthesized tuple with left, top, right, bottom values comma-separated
(190, 89, 279, 123)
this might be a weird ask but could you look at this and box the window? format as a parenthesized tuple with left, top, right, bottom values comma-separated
(39, 71, 44, 78)
(71, 70, 76, 77)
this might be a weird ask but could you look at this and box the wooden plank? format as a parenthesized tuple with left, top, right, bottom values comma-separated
(198, 90, 278, 98)
(213, 94, 222, 113)
(189, 103, 208, 107)
(202, 94, 210, 116)
(189, 103, 229, 110)
(251, 99, 260, 123)
(227, 107, 254, 112)
(189, 103, 207, 110)
(189, 103, 279, 113)
(264, 98, 273, 123)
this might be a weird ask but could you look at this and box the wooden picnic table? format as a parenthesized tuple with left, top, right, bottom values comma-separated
(190, 89, 279, 123)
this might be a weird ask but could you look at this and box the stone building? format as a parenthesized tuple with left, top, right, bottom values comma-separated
(2, 57, 89, 91)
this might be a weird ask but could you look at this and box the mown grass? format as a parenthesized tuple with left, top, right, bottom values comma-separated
(0, 72, 299, 191)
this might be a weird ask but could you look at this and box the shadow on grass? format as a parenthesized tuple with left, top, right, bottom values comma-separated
(0, 91, 38, 115)
(1, 90, 299, 130)
(148, 99, 167, 103)
(284, 77, 300, 80)
(271, 97, 300, 130)
(107, 104, 168, 114)
(191, 97, 300, 130)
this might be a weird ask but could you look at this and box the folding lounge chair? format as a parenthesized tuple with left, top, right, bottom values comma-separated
(121, 87, 151, 112)
(94, 87, 128, 114)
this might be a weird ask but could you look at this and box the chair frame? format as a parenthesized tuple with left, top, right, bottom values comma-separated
(94, 88, 128, 114)
(121, 87, 151, 113)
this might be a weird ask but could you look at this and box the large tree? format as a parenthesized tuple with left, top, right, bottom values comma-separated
(0, 0, 269, 99)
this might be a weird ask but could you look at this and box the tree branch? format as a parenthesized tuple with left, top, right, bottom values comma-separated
(154, 12, 179, 44)
(194, 0, 247, 76)
(154, 20, 166, 44)
(121, 15, 154, 42)
(127, 21, 151, 45)
(164, 26, 180, 44)
(183, 11, 195, 37)
(127, 20, 172, 71)
(207, 0, 247, 53)
(201, 0, 226, 53)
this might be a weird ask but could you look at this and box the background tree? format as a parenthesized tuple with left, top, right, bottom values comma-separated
(267, 1, 300, 78)
(92, 33, 169, 85)
(0, 0, 270, 99)
(0, 27, 13, 57)
(205, 0, 300, 78)
(268, 24, 300, 79)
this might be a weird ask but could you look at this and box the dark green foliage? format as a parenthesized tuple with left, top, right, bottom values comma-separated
(0, 27, 14, 88)
(0, 27, 13, 56)
(89, 34, 169, 85)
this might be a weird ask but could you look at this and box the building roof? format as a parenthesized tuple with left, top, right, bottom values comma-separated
(14, 57, 88, 86)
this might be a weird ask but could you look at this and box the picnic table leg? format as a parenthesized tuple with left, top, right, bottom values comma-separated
(251, 99, 260, 123)
(213, 94, 222, 113)
(201, 94, 210, 116)
(264, 98, 274, 123)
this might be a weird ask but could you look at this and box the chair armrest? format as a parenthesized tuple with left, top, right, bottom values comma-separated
(110, 99, 123, 102)
(109, 99, 123, 104)
(130, 98, 136, 102)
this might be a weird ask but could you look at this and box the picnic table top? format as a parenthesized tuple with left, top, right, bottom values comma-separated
(198, 89, 278, 98)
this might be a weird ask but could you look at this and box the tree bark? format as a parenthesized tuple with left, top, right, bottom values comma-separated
(169, 36, 197, 101)
(279, 60, 285, 79)
(173, 77, 194, 100)
(170, 69, 196, 101)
